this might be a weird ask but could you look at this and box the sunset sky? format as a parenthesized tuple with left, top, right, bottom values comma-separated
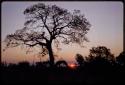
(1, 1, 123, 64)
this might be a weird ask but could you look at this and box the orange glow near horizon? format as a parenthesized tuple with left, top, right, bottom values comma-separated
(68, 63, 77, 69)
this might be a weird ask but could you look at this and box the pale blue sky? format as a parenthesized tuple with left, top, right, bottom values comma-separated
(2, 1, 123, 63)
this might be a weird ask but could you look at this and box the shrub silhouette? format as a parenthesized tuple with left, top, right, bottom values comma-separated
(116, 51, 125, 66)
(18, 61, 30, 67)
(35, 61, 50, 68)
(55, 60, 68, 68)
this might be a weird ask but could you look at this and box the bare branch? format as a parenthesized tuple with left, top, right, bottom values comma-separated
(4, 3, 91, 65)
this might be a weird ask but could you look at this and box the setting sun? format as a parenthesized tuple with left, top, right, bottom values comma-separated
(68, 63, 77, 69)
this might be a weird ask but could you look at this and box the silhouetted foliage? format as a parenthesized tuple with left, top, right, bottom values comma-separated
(1, 50, 124, 84)
(18, 61, 30, 66)
(55, 60, 68, 68)
(4, 3, 91, 67)
(17, 61, 30, 70)
(35, 61, 50, 68)
(88, 46, 114, 62)
(86, 46, 116, 75)
(75, 54, 85, 67)
(116, 51, 125, 66)
(1, 62, 7, 67)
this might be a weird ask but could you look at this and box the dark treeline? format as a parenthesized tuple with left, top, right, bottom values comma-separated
(1, 46, 125, 84)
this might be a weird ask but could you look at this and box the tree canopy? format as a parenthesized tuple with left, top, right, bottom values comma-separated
(4, 3, 91, 66)
(88, 46, 114, 61)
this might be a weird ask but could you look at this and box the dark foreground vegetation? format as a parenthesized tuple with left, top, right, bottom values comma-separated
(1, 47, 125, 85)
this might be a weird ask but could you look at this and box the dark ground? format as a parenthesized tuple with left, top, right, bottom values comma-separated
(1, 61, 124, 85)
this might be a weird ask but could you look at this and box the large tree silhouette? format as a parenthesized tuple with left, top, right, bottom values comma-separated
(4, 3, 91, 66)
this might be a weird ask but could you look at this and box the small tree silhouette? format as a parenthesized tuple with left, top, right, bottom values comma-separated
(87, 46, 115, 70)
(4, 3, 91, 67)
(75, 54, 85, 67)
(88, 46, 114, 61)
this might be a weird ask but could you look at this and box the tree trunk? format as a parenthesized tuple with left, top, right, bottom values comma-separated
(47, 43, 54, 67)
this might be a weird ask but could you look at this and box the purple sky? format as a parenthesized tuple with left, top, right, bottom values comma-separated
(2, 1, 123, 64)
